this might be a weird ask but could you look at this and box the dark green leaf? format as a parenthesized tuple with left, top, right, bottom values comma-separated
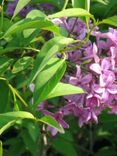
(101, 15, 117, 27)
(0, 79, 11, 113)
(53, 136, 78, 156)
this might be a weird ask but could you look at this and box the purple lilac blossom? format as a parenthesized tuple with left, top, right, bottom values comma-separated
(32, 17, 117, 134)
(50, 18, 117, 129)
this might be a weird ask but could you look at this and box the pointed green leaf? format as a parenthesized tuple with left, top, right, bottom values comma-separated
(0, 111, 35, 121)
(101, 15, 117, 27)
(33, 58, 66, 109)
(48, 8, 94, 19)
(29, 36, 74, 82)
(46, 82, 85, 99)
(38, 116, 64, 134)
(0, 120, 16, 135)
(12, 0, 31, 19)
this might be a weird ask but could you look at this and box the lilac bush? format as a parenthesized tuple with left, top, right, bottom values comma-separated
(1, 0, 117, 155)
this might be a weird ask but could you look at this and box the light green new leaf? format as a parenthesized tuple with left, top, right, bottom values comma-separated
(46, 82, 85, 99)
(48, 8, 94, 19)
(29, 36, 74, 82)
(38, 116, 64, 134)
(33, 58, 66, 109)
(0, 141, 3, 156)
(12, 0, 31, 19)
(0, 111, 35, 121)
(26, 9, 46, 19)
(0, 112, 35, 137)
(0, 120, 16, 135)
(101, 15, 117, 27)
(24, 9, 47, 38)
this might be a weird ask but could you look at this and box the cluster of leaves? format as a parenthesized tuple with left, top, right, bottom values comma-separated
(0, 0, 117, 156)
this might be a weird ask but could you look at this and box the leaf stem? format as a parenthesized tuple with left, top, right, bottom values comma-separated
(62, 0, 69, 10)
(0, 0, 5, 32)
(8, 84, 28, 107)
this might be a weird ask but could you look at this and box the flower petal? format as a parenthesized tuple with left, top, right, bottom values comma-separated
(90, 63, 101, 74)
(108, 85, 117, 94)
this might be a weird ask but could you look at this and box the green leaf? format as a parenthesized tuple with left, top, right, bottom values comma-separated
(101, 15, 117, 27)
(4, 138, 24, 156)
(48, 8, 94, 19)
(12, 57, 33, 73)
(23, 9, 46, 38)
(21, 128, 37, 156)
(72, 0, 85, 8)
(0, 120, 16, 135)
(29, 36, 74, 82)
(0, 141, 3, 156)
(26, 9, 46, 19)
(12, 0, 31, 19)
(46, 82, 85, 99)
(0, 79, 11, 113)
(38, 116, 64, 134)
(0, 57, 13, 74)
(33, 58, 66, 109)
(3, 18, 60, 38)
(0, 111, 35, 122)
(22, 120, 39, 142)
(53, 136, 78, 156)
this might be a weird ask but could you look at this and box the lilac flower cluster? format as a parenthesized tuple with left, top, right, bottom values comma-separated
(38, 18, 117, 135)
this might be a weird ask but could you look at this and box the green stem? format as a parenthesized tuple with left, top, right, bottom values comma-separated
(62, 0, 69, 10)
(9, 84, 28, 107)
(89, 123, 93, 154)
(0, 0, 5, 32)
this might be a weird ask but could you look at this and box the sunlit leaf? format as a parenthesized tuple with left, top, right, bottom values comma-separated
(46, 82, 85, 99)
(38, 116, 64, 133)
